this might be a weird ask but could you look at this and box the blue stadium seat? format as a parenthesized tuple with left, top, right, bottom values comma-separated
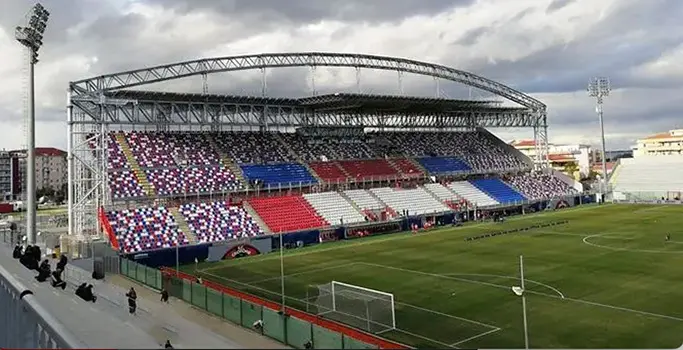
(418, 157, 471, 174)
(470, 178, 526, 204)
(240, 163, 318, 187)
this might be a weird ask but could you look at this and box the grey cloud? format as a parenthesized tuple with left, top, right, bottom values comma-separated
(147, 0, 472, 24)
(462, 0, 683, 94)
(546, 0, 574, 13)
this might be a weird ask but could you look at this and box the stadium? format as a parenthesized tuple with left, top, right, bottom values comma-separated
(54, 52, 683, 349)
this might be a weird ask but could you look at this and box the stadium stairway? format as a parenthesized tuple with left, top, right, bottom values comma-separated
(339, 191, 363, 213)
(114, 132, 156, 196)
(205, 133, 248, 186)
(387, 157, 425, 178)
(242, 201, 272, 234)
(169, 206, 197, 244)
(273, 133, 324, 183)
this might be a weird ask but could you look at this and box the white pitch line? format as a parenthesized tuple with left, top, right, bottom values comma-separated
(361, 262, 683, 322)
(200, 204, 601, 272)
(395, 298, 498, 330)
(440, 272, 565, 299)
(449, 327, 502, 347)
(390, 328, 457, 349)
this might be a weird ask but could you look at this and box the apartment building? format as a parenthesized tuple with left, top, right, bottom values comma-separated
(10, 147, 67, 199)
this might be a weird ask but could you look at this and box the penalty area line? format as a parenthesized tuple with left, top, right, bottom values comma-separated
(449, 327, 502, 347)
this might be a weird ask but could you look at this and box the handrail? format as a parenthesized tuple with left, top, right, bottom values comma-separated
(0, 263, 84, 348)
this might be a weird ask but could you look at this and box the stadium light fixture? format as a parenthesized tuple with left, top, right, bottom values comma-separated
(587, 77, 611, 195)
(512, 255, 530, 349)
(15, 3, 50, 246)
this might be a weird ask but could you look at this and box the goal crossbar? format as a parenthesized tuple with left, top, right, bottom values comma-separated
(330, 280, 396, 330)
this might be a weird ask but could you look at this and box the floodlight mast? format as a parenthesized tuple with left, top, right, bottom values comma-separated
(15, 3, 50, 246)
(587, 77, 610, 195)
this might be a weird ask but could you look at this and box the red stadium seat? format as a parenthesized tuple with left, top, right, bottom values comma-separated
(338, 159, 399, 180)
(309, 161, 347, 182)
(248, 195, 328, 232)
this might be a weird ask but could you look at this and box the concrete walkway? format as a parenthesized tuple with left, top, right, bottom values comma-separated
(107, 274, 289, 349)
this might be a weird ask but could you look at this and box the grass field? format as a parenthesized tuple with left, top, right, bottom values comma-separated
(186, 204, 683, 348)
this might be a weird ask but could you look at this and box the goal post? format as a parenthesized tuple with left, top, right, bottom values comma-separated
(307, 281, 396, 334)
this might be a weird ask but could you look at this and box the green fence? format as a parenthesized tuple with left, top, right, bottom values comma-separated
(119, 259, 379, 349)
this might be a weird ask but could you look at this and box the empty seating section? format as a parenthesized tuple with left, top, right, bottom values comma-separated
(303, 192, 366, 225)
(109, 170, 145, 199)
(107, 206, 189, 253)
(125, 132, 219, 168)
(213, 132, 293, 164)
(282, 134, 377, 161)
(418, 157, 471, 174)
(470, 178, 526, 204)
(338, 159, 399, 179)
(308, 162, 347, 182)
(370, 187, 450, 215)
(241, 163, 317, 187)
(180, 201, 264, 243)
(505, 172, 576, 200)
(377, 131, 525, 171)
(248, 195, 328, 232)
(448, 181, 499, 207)
(612, 157, 683, 193)
(423, 183, 461, 202)
(343, 189, 385, 210)
(106, 134, 129, 169)
(146, 166, 241, 196)
(390, 158, 424, 177)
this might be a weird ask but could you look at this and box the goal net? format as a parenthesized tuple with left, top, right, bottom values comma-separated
(307, 281, 396, 334)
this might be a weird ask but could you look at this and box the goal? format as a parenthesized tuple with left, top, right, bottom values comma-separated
(307, 281, 396, 334)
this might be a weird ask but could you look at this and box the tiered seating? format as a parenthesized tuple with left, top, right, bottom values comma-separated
(180, 201, 264, 243)
(377, 131, 526, 172)
(612, 157, 683, 194)
(282, 134, 377, 161)
(370, 187, 450, 215)
(448, 181, 499, 207)
(125, 132, 219, 168)
(248, 195, 328, 232)
(303, 192, 366, 225)
(241, 163, 317, 187)
(146, 166, 241, 195)
(213, 132, 293, 164)
(109, 170, 146, 199)
(106, 133, 129, 169)
(343, 189, 385, 210)
(504, 172, 576, 200)
(338, 159, 399, 179)
(418, 157, 471, 174)
(309, 161, 347, 182)
(390, 158, 424, 177)
(423, 183, 460, 202)
(470, 178, 526, 204)
(107, 206, 189, 253)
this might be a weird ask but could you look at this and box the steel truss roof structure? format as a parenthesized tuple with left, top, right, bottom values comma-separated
(66, 52, 550, 240)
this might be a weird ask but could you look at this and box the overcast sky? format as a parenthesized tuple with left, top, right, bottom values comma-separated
(1, 0, 682, 151)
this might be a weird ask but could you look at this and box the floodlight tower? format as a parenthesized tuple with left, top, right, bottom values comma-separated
(587, 77, 610, 194)
(15, 3, 50, 245)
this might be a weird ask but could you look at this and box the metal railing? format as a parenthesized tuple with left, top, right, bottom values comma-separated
(0, 262, 83, 348)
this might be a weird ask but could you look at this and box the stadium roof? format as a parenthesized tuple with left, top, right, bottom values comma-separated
(104, 91, 528, 114)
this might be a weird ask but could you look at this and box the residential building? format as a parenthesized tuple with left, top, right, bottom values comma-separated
(10, 147, 67, 199)
(0, 151, 12, 200)
(631, 129, 683, 157)
(510, 140, 592, 178)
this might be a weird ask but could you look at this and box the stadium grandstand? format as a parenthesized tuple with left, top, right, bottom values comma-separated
(64, 53, 582, 254)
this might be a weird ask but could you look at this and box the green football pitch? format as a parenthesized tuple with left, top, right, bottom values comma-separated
(187, 204, 683, 348)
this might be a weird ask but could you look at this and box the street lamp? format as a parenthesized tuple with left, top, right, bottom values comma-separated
(587, 77, 611, 195)
(512, 255, 529, 349)
(15, 3, 50, 246)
